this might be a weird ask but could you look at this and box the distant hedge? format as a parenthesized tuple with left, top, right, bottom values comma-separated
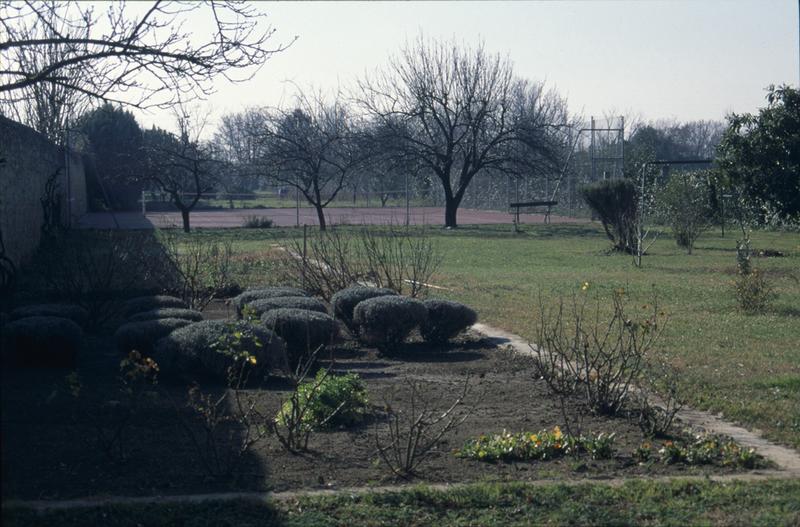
(128, 308, 203, 323)
(10, 303, 89, 328)
(421, 299, 477, 343)
(2, 316, 83, 368)
(153, 320, 288, 381)
(245, 296, 328, 319)
(114, 318, 192, 355)
(261, 308, 338, 369)
(331, 286, 397, 330)
(122, 295, 188, 317)
(353, 296, 427, 351)
(233, 287, 309, 316)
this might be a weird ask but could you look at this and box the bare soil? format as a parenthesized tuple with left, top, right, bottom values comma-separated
(1, 329, 752, 501)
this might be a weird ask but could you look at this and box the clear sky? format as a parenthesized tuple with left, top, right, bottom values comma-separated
(134, 0, 800, 133)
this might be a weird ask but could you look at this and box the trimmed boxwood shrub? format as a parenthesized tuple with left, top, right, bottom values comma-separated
(153, 320, 288, 381)
(10, 303, 90, 328)
(421, 299, 478, 343)
(122, 295, 188, 317)
(128, 308, 203, 323)
(114, 318, 192, 355)
(352, 296, 427, 351)
(233, 287, 309, 317)
(2, 316, 83, 368)
(245, 296, 328, 319)
(261, 308, 338, 369)
(331, 286, 397, 330)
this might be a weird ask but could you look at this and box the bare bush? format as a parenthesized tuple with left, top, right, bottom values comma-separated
(374, 376, 476, 479)
(532, 289, 666, 415)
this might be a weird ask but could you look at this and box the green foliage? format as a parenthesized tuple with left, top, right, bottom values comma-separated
(580, 178, 638, 253)
(260, 308, 338, 369)
(153, 320, 288, 381)
(245, 296, 328, 318)
(114, 318, 192, 355)
(649, 434, 765, 468)
(232, 287, 309, 316)
(457, 426, 615, 462)
(122, 295, 188, 318)
(10, 303, 89, 328)
(420, 299, 477, 343)
(242, 215, 273, 229)
(352, 295, 427, 351)
(733, 237, 776, 313)
(660, 170, 715, 253)
(276, 369, 369, 431)
(2, 316, 83, 368)
(127, 308, 203, 323)
(718, 85, 800, 223)
(331, 285, 397, 330)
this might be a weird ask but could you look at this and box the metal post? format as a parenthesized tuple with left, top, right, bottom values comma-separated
(141, 191, 147, 214)
(590, 116, 596, 182)
(295, 180, 300, 228)
(405, 170, 410, 227)
(64, 124, 71, 228)
(302, 224, 307, 289)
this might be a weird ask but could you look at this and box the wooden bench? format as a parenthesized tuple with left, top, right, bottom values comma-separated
(509, 200, 558, 225)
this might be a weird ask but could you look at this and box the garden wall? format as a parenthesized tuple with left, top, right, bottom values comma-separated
(0, 115, 87, 267)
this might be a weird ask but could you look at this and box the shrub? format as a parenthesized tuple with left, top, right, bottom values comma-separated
(2, 316, 83, 368)
(128, 308, 203, 323)
(233, 287, 309, 316)
(10, 303, 90, 328)
(242, 216, 273, 229)
(733, 237, 776, 313)
(660, 171, 715, 254)
(245, 296, 328, 318)
(456, 427, 616, 462)
(331, 285, 397, 330)
(421, 299, 477, 343)
(122, 295, 188, 317)
(580, 178, 638, 253)
(276, 369, 369, 431)
(114, 318, 192, 355)
(153, 320, 288, 381)
(353, 295, 427, 351)
(261, 308, 338, 369)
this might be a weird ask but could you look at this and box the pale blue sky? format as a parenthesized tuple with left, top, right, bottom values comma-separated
(136, 0, 800, 132)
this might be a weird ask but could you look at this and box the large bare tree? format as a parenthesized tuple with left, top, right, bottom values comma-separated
(358, 37, 569, 227)
(0, 1, 293, 139)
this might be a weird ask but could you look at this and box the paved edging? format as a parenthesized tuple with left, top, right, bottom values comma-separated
(470, 322, 800, 472)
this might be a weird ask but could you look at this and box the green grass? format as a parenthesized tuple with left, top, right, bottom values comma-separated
(4, 479, 800, 526)
(185, 222, 800, 449)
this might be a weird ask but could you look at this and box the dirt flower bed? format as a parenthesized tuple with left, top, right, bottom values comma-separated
(1, 332, 766, 501)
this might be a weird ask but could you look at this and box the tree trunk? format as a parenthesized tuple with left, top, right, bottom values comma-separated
(180, 208, 191, 233)
(315, 204, 327, 231)
(444, 198, 459, 228)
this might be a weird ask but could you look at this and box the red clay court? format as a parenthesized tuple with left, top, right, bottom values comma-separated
(76, 206, 587, 229)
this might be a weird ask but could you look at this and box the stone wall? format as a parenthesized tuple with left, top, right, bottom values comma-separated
(0, 115, 87, 267)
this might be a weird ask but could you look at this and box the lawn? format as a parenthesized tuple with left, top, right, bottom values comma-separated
(197, 222, 800, 449)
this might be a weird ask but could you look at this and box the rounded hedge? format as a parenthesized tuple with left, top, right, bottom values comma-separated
(331, 286, 397, 329)
(245, 296, 328, 319)
(233, 287, 309, 317)
(114, 318, 193, 355)
(261, 308, 338, 369)
(352, 296, 427, 350)
(153, 320, 288, 381)
(128, 308, 203, 323)
(10, 303, 90, 328)
(2, 316, 83, 368)
(122, 295, 188, 317)
(421, 299, 478, 343)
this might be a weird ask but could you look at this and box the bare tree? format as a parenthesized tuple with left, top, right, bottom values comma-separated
(358, 37, 569, 228)
(0, 1, 294, 135)
(256, 93, 358, 230)
(142, 105, 219, 232)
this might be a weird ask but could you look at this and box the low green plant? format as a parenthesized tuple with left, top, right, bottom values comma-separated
(456, 426, 616, 463)
(242, 216, 273, 229)
(277, 369, 368, 431)
(650, 434, 764, 468)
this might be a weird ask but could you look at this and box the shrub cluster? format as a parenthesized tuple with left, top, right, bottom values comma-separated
(634, 434, 764, 468)
(122, 295, 188, 317)
(114, 318, 192, 355)
(457, 427, 615, 462)
(10, 303, 90, 328)
(2, 316, 83, 368)
(276, 369, 369, 431)
(153, 320, 288, 381)
(233, 287, 309, 316)
(331, 285, 396, 330)
(246, 296, 328, 318)
(128, 308, 203, 323)
(261, 308, 338, 369)
(242, 216, 273, 229)
(580, 178, 638, 253)
(353, 295, 427, 351)
(421, 299, 477, 343)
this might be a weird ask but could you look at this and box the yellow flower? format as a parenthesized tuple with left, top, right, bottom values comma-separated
(530, 434, 538, 442)
(248, 355, 257, 365)
(581, 282, 590, 291)
(553, 426, 563, 439)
